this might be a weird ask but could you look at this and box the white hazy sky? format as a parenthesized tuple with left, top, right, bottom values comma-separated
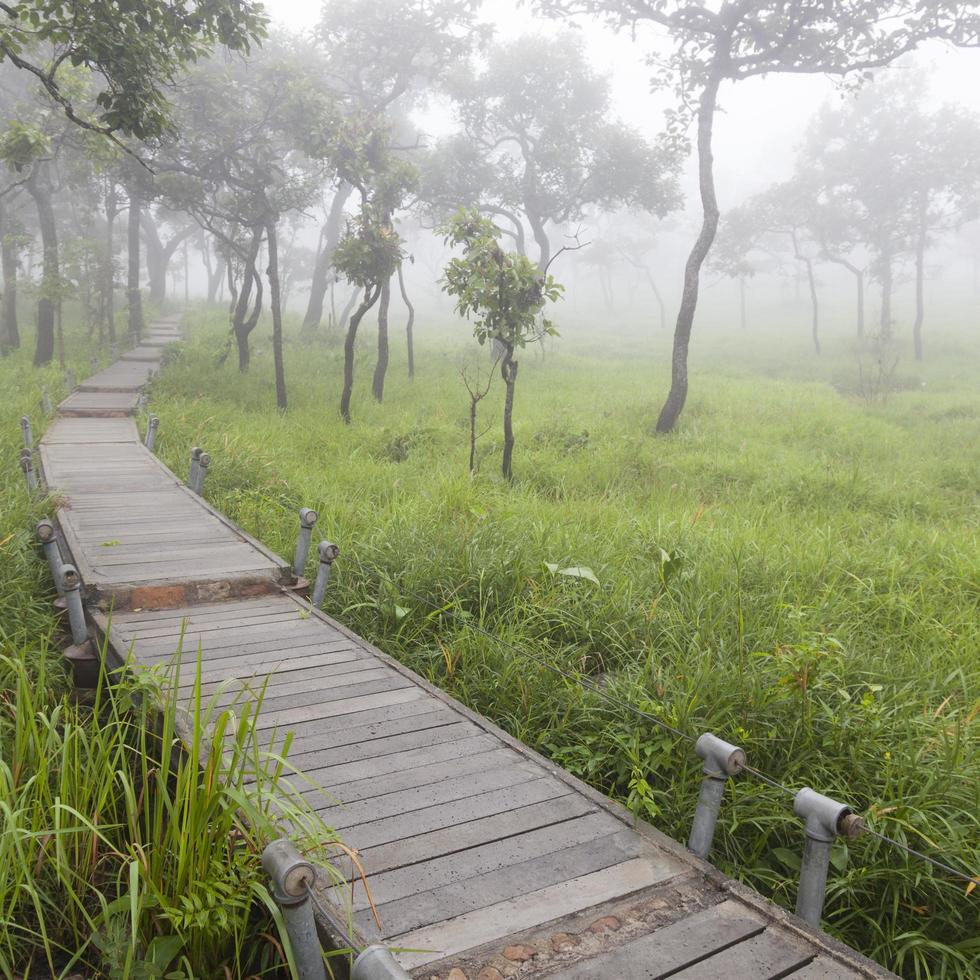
(260, 0, 980, 208)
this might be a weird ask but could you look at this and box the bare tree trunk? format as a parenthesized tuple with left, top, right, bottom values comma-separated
(303, 182, 352, 329)
(646, 269, 667, 331)
(372, 276, 391, 401)
(26, 171, 58, 367)
(500, 344, 518, 481)
(266, 217, 287, 410)
(528, 211, 551, 272)
(804, 257, 820, 355)
(738, 275, 746, 331)
(338, 287, 360, 331)
(0, 199, 20, 352)
(104, 189, 117, 342)
(855, 269, 864, 340)
(341, 284, 381, 424)
(913, 205, 926, 362)
(880, 245, 893, 341)
(233, 229, 263, 372)
(397, 262, 415, 379)
(127, 183, 144, 343)
(142, 212, 166, 304)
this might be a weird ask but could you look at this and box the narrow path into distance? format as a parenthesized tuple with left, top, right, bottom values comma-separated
(37, 315, 895, 979)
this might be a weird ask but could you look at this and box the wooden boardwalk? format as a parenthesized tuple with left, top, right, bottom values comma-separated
(37, 316, 896, 979)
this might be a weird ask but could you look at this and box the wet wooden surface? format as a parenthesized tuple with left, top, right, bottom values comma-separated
(41, 317, 892, 979)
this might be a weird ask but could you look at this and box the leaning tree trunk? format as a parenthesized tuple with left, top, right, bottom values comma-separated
(656, 70, 723, 434)
(142, 212, 166, 304)
(804, 257, 820, 355)
(913, 206, 927, 362)
(0, 200, 20, 352)
(26, 172, 58, 367)
(126, 183, 144, 343)
(340, 284, 382, 424)
(303, 182, 353, 329)
(879, 245, 893, 341)
(372, 276, 391, 402)
(397, 262, 415, 379)
(528, 211, 551, 272)
(500, 343, 519, 481)
(233, 229, 263, 372)
(266, 218, 287, 410)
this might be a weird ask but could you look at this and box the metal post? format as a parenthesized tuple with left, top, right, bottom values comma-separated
(195, 452, 211, 494)
(61, 564, 88, 646)
(36, 520, 65, 596)
(293, 508, 319, 578)
(688, 733, 745, 859)
(110, 342, 118, 361)
(20, 415, 33, 450)
(793, 787, 864, 926)
(352, 946, 412, 980)
(65, 368, 76, 391)
(90, 354, 98, 373)
(20, 449, 38, 492)
(261, 839, 327, 980)
(188, 446, 202, 489)
(145, 415, 159, 452)
(312, 541, 340, 607)
(40, 387, 52, 414)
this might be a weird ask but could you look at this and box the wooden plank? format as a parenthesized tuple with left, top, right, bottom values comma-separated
(134, 637, 359, 668)
(207, 670, 405, 712)
(317, 761, 544, 831)
(122, 608, 314, 638)
(172, 650, 372, 689)
(113, 597, 295, 625)
(358, 831, 647, 940)
(668, 930, 814, 980)
(786, 957, 866, 979)
(254, 687, 427, 730)
(544, 900, 766, 979)
(389, 856, 681, 970)
(350, 793, 593, 876)
(347, 810, 627, 912)
(342, 775, 571, 851)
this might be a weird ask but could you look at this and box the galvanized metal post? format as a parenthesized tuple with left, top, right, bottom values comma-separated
(312, 541, 340, 607)
(65, 368, 76, 391)
(20, 449, 38, 492)
(688, 733, 745, 859)
(110, 342, 118, 360)
(20, 415, 33, 450)
(195, 452, 211, 494)
(261, 839, 327, 980)
(188, 446, 202, 488)
(40, 387, 52, 414)
(793, 787, 864, 927)
(36, 520, 66, 596)
(351, 946, 412, 980)
(61, 564, 89, 646)
(293, 508, 319, 578)
(90, 354, 98, 374)
(145, 415, 159, 452)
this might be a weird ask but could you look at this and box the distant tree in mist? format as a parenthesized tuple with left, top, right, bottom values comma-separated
(803, 73, 980, 360)
(422, 33, 680, 271)
(535, 0, 980, 431)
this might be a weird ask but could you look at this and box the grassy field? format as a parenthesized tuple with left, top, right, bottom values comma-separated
(0, 312, 342, 978)
(146, 304, 979, 979)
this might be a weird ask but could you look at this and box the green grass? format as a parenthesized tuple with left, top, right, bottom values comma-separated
(0, 308, 345, 978)
(148, 306, 978, 979)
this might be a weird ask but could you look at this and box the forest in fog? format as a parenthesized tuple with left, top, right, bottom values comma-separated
(1, 2, 978, 979)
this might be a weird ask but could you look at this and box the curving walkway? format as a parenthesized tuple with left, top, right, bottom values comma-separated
(37, 316, 895, 980)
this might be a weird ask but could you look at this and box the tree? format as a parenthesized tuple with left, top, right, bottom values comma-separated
(300, 0, 484, 332)
(423, 33, 680, 271)
(0, 0, 266, 140)
(536, 0, 980, 430)
(442, 209, 563, 481)
(804, 74, 980, 359)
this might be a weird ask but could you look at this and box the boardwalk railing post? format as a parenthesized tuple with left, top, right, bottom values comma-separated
(36, 519, 66, 596)
(40, 386, 52, 414)
(145, 415, 159, 452)
(20, 449, 38, 492)
(61, 564, 89, 646)
(312, 541, 340, 607)
(688, 733, 745, 859)
(188, 446, 202, 489)
(293, 508, 319, 578)
(20, 415, 33, 450)
(195, 452, 211, 495)
(65, 368, 76, 391)
(793, 788, 864, 927)
(261, 839, 327, 980)
(90, 354, 98, 374)
(351, 946, 412, 980)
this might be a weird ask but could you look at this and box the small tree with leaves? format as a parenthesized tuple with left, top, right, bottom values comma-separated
(442, 209, 563, 481)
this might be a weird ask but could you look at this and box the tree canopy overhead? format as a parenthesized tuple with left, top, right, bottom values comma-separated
(0, 0, 267, 139)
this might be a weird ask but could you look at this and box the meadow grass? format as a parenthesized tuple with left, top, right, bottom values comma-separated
(147, 306, 978, 979)
(0, 312, 344, 978)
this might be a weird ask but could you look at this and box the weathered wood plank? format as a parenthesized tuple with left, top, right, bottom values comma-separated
(667, 930, 814, 980)
(389, 856, 681, 970)
(543, 900, 765, 979)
